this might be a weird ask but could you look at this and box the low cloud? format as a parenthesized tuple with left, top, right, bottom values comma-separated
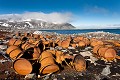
(0, 12, 73, 24)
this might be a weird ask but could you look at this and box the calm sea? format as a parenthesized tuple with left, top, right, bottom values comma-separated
(39, 29, 120, 34)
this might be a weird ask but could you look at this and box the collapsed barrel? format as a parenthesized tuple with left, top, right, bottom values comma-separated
(39, 51, 59, 74)
(33, 34, 40, 39)
(61, 40, 70, 48)
(29, 38, 36, 44)
(33, 47, 41, 59)
(6, 46, 23, 60)
(55, 51, 63, 64)
(72, 54, 86, 72)
(21, 42, 35, 50)
(73, 36, 84, 43)
(93, 45, 116, 61)
(8, 38, 23, 46)
(21, 46, 41, 60)
(99, 48, 116, 61)
(78, 41, 86, 47)
(91, 40, 103, 47)
(13, 58, 32, 75)
(93, 45, 103, 56)
(83, 38, 90, 46)
(70, 43, 77, 48)
(24, 32, 30, 37)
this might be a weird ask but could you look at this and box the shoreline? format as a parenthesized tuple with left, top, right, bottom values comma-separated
(0, 30, 120, 80)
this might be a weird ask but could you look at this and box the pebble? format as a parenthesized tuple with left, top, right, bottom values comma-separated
(63, 77, 65, 79)
(101, 65, 111, 76)
(25, 73, 36, 79)
(53, 78, 57, 80)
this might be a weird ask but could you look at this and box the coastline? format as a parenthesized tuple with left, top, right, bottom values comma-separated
(0, 30, 120, 80)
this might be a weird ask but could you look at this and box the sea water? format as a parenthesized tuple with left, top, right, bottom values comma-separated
(39, 29, 120, 34)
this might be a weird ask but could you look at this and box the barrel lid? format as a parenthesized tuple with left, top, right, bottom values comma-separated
(13, 58, 32, 75)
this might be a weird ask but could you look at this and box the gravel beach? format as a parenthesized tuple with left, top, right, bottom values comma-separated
(0, 30, 120, 80)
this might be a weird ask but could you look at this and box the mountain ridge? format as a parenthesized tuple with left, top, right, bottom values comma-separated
(0, 19, 75, 30)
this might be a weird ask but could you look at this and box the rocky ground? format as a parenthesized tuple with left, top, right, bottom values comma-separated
(0, 30, 120, 80)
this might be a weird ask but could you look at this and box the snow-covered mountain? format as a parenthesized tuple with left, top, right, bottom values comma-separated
(0, 19, 75, 30)
(0, 13, 75, 30)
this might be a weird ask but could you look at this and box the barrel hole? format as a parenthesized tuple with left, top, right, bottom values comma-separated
(101, 77, 110, 80)
(32, 61, 41, 75)
(21, 48, 34, 59)
(21, 37, 28, 41)
(38, 43, 44, 52)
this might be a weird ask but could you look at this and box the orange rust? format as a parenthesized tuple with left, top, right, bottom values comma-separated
(13, 58, 32, 75)
(73, 54, 86, 72)
(9, 38, 23, 46)
(6, 46, 23, 60)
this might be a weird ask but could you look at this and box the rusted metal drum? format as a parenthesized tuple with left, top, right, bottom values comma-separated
(103, 48, 116, 61)
(28, 38, 36, 44)
(78, 41, 86, 47)
(73, 54, 86, 72)
(40, 64, 59, 75)
(13, 58, 32, 75)
(91, 40, 103, 47)
(21, 42, 35, 50)
(98, 47, 109, 57)
(73, 37, 80, 43)
(93, 45, 103, 55)
(39, 51, 59, 74)
(114, 41, 120, 47)
(93, 45, 117, 61)
(24, 32, 30, 37)
(46, 50, 56, 55)
(77, 36, 84, 41)
(8, 38, 23, 46)
(61, 40, 70, 48)
(70, 43, 77, 48)
(57, 40, 61, 47)
(6, 46, 23, 60)
(33, 47, 41, 59)
(34, 34, 40, 39)
(83, 38, 90, 46)
(55, 51, 63, 64)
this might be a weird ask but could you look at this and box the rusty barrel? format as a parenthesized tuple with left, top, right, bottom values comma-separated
(6, 45, 23, 60)
(21, 42, 35, 50)
(13, 58, 32, 75)
(73, 36, 84, 43)
(93, 45, 116, 61)
(78, 41, 86, 47)
(70, 43, 77, 48)
(33, 47, 41, 59)
(28, 38, 36, 44)
(8, 38, 23, 46)
(93, 45, 103, 56)
(91, 40, 103, 47)
(34, 34, 40, 39)
(39, 51, 59, 74)
(61, 40, 70, 48)
(72, 54, 86, 72)
(99, 48, 116, 61)
(83, 38, 90, 46)
(21, 46, 41, 60)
